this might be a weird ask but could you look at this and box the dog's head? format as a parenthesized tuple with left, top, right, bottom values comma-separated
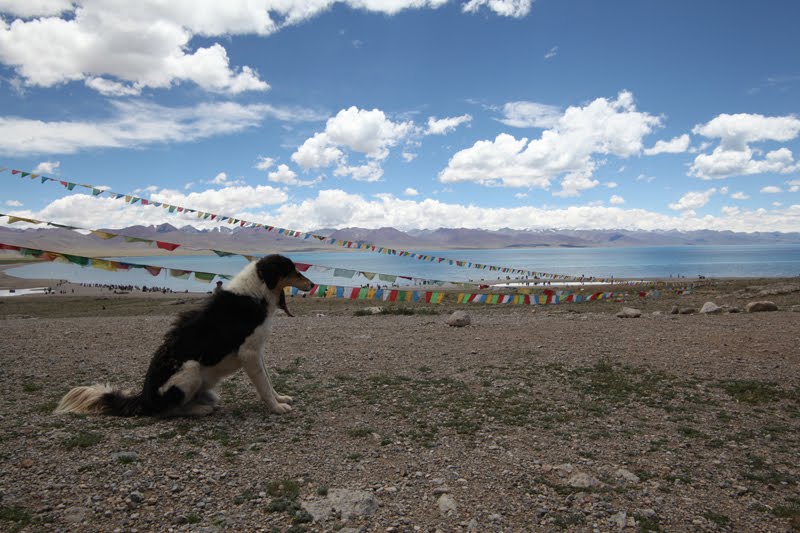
(255, 254, 314, 317)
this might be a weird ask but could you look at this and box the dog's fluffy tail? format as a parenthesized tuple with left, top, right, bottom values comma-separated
(54, 384, 146, 417)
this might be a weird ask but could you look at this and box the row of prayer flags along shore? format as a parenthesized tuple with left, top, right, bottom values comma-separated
(0, 242, 642, 304)
(3, 167, 617, 283)
(0, 213, 473, 288)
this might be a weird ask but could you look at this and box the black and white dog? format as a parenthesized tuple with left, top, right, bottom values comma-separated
(55, 255, 314, 417)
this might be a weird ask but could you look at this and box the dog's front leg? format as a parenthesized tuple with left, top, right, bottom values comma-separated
(240, 350, 292, 414)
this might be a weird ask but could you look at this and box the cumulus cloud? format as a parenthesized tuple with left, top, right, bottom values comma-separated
(668, 188, 716, 211)
(268, 164, 320, 186)
(439, 91, 661, 196)
(264, 189, 800, 233)
(32, 160, 60, 174)
(730, 192, 750, 200)
(760, 185, 783, 194)
(254, 156, 275, 171)
(689, 113, 800, 179)
(609, 194, 624, 205)
(404, 187, 419, 196)
(643, 134, 690, 155)
(544, 46, 558, 60)
(0, 100, 320, 155)
(788, 179, 800, 193)
(12, 186, 800, 234)
(291, 106, 415, 181)
(0, 0, 525, 95)
(425, 114, 472, 135)
(5, 199, 22, 206)
(462, 0, 533, 18)
(498, 101, 561, 128)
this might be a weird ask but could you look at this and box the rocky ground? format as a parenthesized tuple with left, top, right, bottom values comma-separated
(1, 276, 799, 532)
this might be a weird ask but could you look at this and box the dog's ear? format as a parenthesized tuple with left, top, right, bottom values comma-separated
(256, 257, 285, 290)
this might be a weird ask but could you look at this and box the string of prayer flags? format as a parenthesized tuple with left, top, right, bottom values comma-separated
(2, 166, 614, 283)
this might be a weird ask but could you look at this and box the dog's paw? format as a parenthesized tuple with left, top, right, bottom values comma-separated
(275, 394, 293, 404)
(269, 402, 292, 414)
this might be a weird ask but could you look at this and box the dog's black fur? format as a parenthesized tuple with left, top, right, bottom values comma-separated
(55, 254, 313, 417)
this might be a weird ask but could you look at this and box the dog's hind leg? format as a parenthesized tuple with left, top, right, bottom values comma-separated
(157, 361, 212, 417)
(194, 389, 221, 408)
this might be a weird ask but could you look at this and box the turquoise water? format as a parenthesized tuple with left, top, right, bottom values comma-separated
(6, 244, 800, 293)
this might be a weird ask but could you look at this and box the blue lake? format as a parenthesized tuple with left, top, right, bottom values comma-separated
(6, 244, 800, 293)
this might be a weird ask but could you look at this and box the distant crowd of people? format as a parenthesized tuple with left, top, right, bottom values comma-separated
(79, 282, 185, 294)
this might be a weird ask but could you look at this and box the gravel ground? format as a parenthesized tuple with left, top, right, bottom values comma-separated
(1, 277, 799, 532)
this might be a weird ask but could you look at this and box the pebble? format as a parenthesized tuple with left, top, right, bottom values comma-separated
(437, 494, 457, 514)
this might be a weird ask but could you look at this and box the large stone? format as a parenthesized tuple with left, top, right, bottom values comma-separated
(616, 307, 642, 318)
(699, 302, 723, 314)
(437, 493, 458, 514)
(746, 301, 778, 313)
(567, 472, 602, 489)
(301, 488, 379, 522)
(446, 311, 471, 327)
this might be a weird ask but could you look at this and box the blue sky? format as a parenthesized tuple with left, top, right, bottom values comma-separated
(1, 0, 799, 233)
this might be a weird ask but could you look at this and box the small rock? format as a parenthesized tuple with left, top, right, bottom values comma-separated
(364, 306, 383, 315)
(63, 506, 89, 524)
(670, 305, 679, 315)
(567, 472, 601, 488)
(437, 494, 457, 514)
(611, 511, 627, 529)
(432, 486, 450, 495)
(679, 307, 696, 315)
(700, 302, 723, 314)
(616, 307, 642, 318)
(446, 311, 471, 327)
(129, 491, 144, 504)
(466, 518, 479, 531)
(112, 451, 139, 462)
(615, 468, 641, 484)
(746, 301, 778, 313)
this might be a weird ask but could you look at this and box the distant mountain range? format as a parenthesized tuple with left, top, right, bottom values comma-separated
(2, 223, 799, 256)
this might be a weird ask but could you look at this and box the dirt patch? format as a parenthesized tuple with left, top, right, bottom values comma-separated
(1, 278, 799, 531)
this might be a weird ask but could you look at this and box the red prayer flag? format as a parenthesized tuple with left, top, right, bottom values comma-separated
(156, 241, 180, 251)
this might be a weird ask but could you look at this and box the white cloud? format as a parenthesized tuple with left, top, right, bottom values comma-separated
(690, 113, 800, 179)
(605, 181, 618, 188)
(609, 194, 624, 205)
(425, 114, 472, 135)
(721, 206, 739, 216)
(0, 1, 521, 95)
(4, 199, 23, 206)
(760, 185, 783, 194)
(401, 152, 417, 162)
(291, 106, 415, 180)
(462, 0, 533, 17)
(772, 201, 782, 207)
(440, 91, 661, 197)
(84, 77, 141, 96)
(151, 184, 288, 212)
(404, 187, 419, 196)
(0, 0, 72, 18)
(265, 188, 800, 233)
(211, 172, 228, 185)
(498, 101, 561, 128)
(643, 134, 690, 155)
(15, 186, 800, 234)
(730, 192, 750, 200)
(668, 188, 716, 211)
(635, 174, 655, 183)
(267, 163, 320, 186)
(514, 192, 528, 199)
(0, 100, 319, 155)
(255, 156, 275, 171)
(786, 179, 800, 193)
(32, 160, 59, 175)
(544, 46, 558, 60)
